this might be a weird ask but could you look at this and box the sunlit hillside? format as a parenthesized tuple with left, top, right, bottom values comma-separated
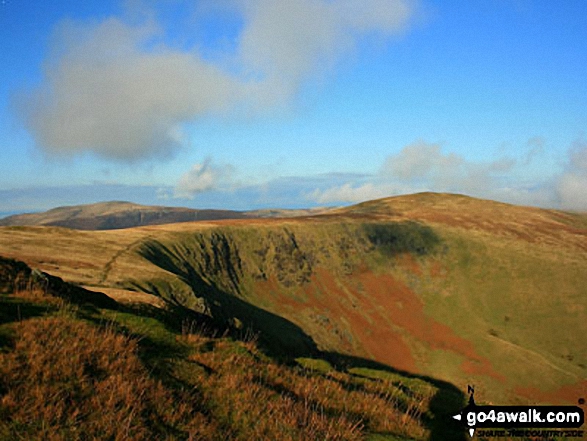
(0, 193, 585, 410)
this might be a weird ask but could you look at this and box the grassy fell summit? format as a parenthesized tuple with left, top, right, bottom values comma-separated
(0, 192, 586, 428)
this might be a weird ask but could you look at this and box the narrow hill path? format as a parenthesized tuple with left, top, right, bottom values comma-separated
(99, 236, 153, 284)
(486, 334, 579, 380)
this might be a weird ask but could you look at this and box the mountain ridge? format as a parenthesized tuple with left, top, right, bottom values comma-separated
(0, 200, 333, 230)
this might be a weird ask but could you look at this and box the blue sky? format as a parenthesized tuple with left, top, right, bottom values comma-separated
(1, 0, 586, 215)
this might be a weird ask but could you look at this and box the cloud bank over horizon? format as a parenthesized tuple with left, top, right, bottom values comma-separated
(306, 139, 585, 210)
(1, 137, 586, 216)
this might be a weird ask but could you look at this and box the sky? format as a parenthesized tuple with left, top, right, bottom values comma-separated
(1, 0, 586, 216)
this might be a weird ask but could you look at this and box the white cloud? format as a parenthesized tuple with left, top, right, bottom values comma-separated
(174, 158, 234, 199)
(556, 174, 587, 210)
(525, 136, 545, 165)
(156, 187, 171, 200)
(308, 183, 390, 204)
(380, 140, 515, 193)
(16, 0, 420, 161)
(3, 141, 585, 211)
(556, 141, 587, 210)
(16, 18, 241, 161)
(568, 141, 587, 173)
(381, 141, 462, 180)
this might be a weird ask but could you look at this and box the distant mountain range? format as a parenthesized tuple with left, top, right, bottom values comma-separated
(0, 201, 332, 230)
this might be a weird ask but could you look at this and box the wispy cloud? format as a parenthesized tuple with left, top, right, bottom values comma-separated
(15, 0, 420, 161)
(237, 0, 418, 105)
(524, 136, 545, 165)
(0, 183, 164, 216)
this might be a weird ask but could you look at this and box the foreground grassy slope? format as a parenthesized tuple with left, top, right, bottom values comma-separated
(0, 257, 463, 440)
(0, 193, 585, 407)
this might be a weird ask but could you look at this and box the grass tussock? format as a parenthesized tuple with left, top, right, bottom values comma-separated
(0, 283, 437, 440)
(11, 285, 65, 307)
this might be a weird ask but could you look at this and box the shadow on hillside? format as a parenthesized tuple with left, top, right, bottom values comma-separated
(0, 295, 51, 351)
(0, 255, 118, 311)
(139, 242, 466, 441)
(324, 352, 466, 440)
(139, 242, 319, 358)
(0, 296, 52, 326)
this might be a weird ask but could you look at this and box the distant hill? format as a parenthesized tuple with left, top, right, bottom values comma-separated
(0, 201, 334, 230)
(0, 201, 250, 230)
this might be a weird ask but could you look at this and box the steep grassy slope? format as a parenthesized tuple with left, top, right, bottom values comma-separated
(130, 219, 585, 404)
(0, 193, 585, 408)
(0, 257, 463, 440)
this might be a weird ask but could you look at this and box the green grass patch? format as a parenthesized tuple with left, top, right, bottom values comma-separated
(296, 357, 334, 373)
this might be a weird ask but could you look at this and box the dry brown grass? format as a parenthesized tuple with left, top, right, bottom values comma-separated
(12, 286, 65, 306)
(183, 333, 430, 440)
(84, 286, 167, 309)
(0, 315, 217, 440)
(0, 284, 434, 440)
